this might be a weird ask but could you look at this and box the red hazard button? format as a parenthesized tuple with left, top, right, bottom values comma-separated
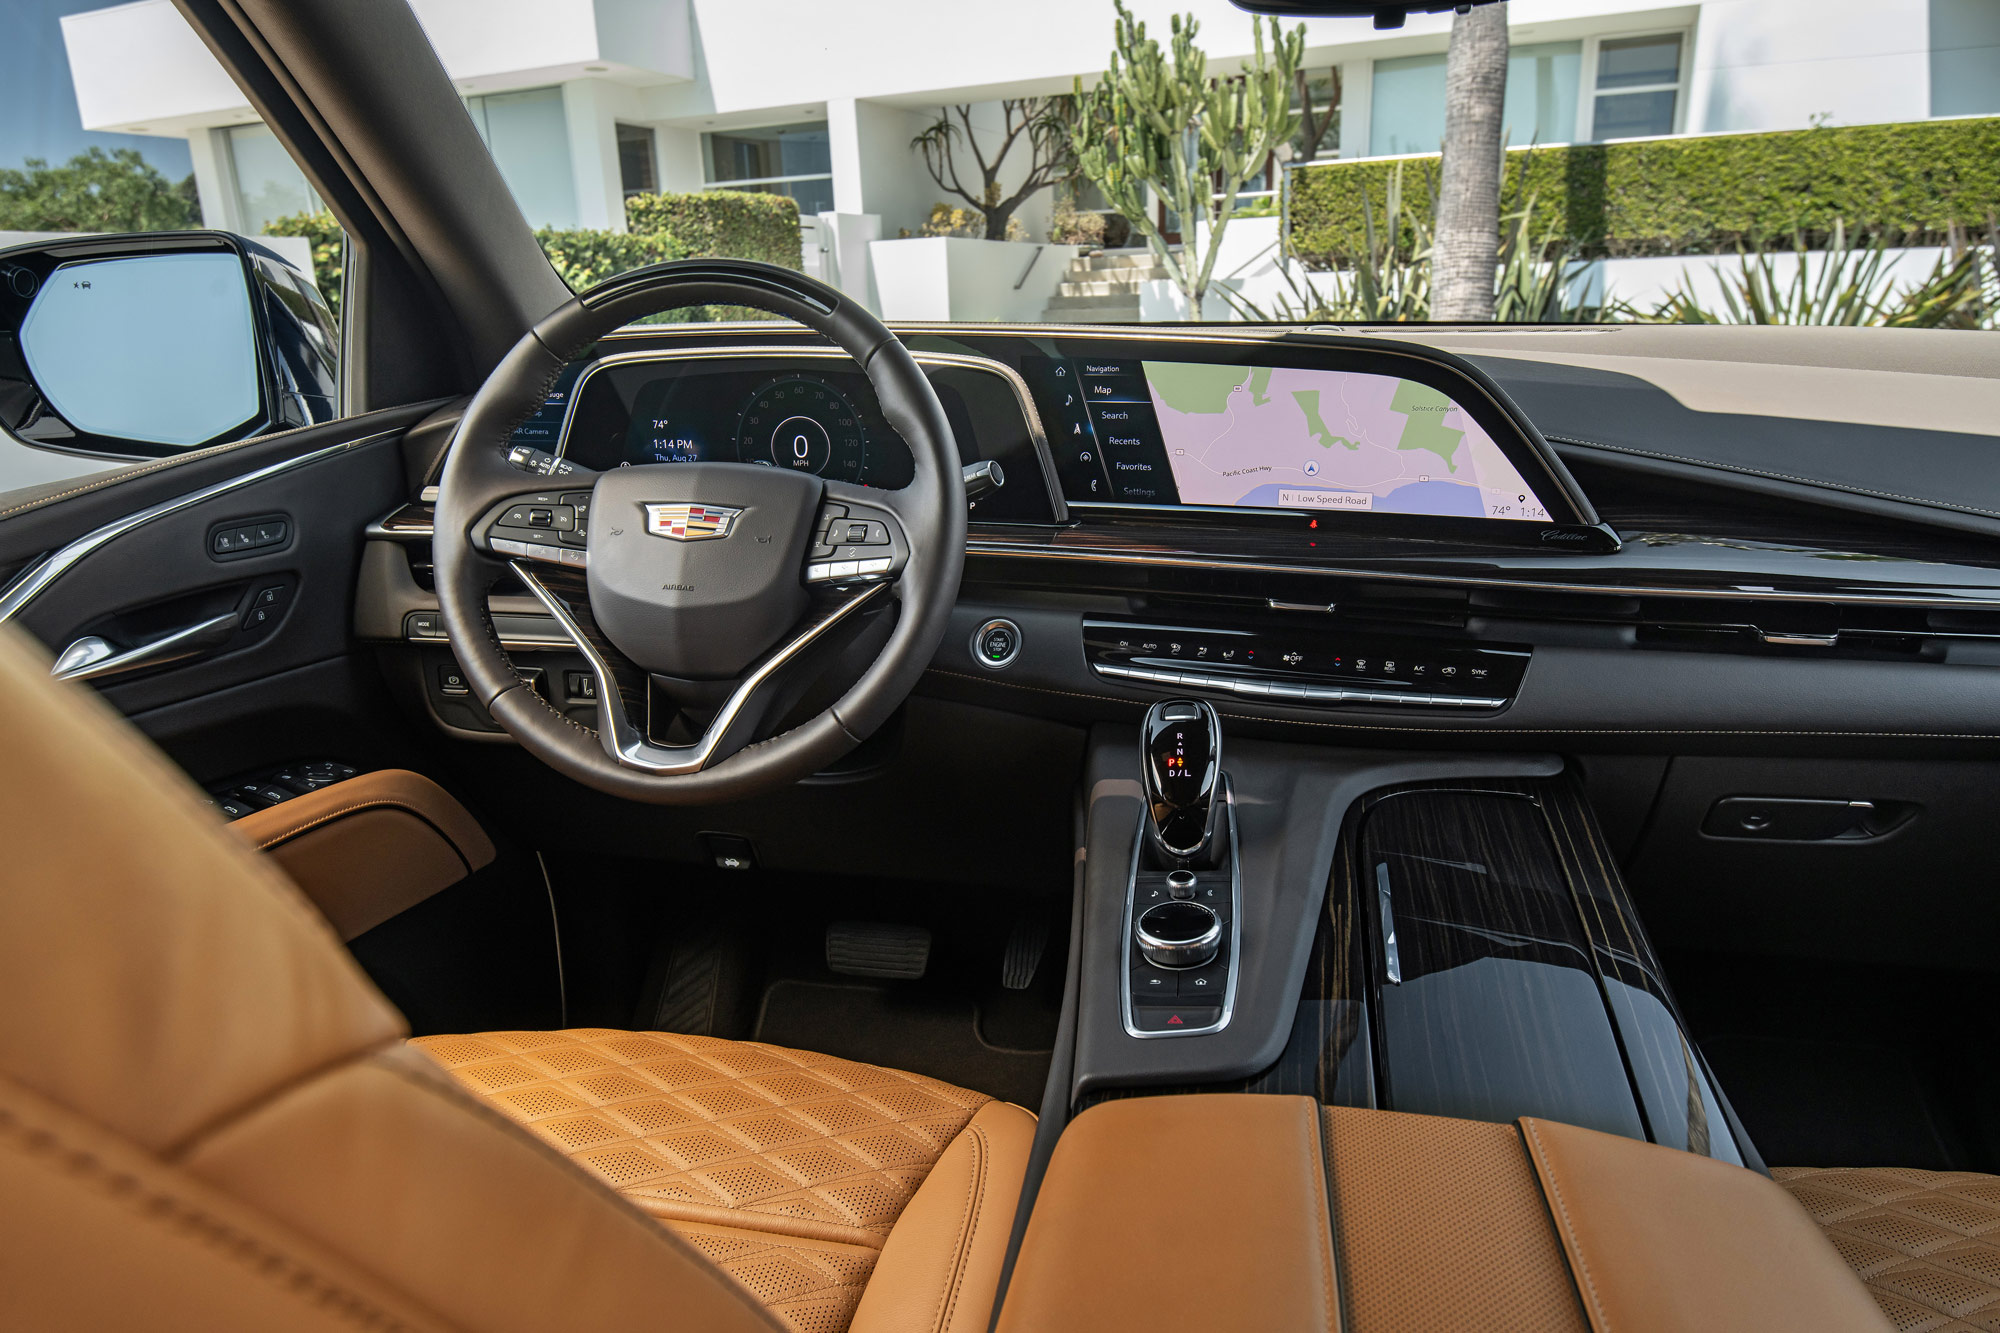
(1135, 1005, 1221, 1033)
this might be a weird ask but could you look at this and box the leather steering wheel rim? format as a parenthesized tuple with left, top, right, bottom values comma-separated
(432, 260, 966, 804)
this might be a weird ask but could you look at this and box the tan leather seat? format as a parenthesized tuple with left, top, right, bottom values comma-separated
(0, 623, 1031, 1333)
(1776, 1166, 2000, 1331)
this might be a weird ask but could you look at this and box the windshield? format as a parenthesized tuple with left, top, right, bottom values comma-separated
(19, 0, 2000, 331)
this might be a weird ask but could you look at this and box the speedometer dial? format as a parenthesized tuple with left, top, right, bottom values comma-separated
(735, 376, 867, 480)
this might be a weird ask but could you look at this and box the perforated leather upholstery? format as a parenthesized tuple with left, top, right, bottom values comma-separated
(413, 1028, 1028, 1333)
(1776, 1166, 2000, 1332)
(0, 620, 1031, 1333)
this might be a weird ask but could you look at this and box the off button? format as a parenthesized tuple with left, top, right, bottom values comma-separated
(972, 618, 1022, 669)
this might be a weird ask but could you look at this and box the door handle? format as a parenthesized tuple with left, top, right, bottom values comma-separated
(51, 611, 241, 683)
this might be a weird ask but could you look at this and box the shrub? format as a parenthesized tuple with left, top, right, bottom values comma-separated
(1289, 117, 2000, 264)
(1050, 194, 1107, 247)
(535, 226, 686, 289)
(624, 189, 802, 268)
(920, 202, 1027, 240)
(0, 148, 198, 234)
(263, 208, 344, 321)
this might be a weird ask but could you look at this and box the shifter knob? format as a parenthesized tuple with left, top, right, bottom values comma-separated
(1141, 699, 1222, 863)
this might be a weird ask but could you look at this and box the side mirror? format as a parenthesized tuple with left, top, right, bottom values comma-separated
(0, 230, 339, 461)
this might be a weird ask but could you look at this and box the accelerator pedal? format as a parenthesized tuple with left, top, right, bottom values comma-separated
(826, 921, 931, 980)
(1001, 907, 1050, 990)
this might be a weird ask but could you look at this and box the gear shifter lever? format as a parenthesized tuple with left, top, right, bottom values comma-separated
(1140, 699, 1222, 865)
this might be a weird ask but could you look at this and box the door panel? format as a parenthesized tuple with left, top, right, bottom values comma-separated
(0, 411, 432, 781)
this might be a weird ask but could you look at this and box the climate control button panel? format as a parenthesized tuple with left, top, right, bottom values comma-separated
(1084, 618, 1528, 710)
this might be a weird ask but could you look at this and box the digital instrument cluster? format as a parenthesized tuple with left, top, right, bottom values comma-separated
(506, 353, 1061, 524)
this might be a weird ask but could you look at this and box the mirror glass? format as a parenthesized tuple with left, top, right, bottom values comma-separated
(20, 253, 260, 447)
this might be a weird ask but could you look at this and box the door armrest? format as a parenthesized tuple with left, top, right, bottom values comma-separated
(233, 770, 494, 939)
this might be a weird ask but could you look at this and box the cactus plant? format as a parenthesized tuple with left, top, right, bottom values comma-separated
(1069, 3, 1303, 315)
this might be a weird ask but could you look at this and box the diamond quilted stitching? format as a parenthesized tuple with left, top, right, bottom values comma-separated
(456, 1061, 539, 1092)
(542, 1115, 625, 1150)
(794, 1099, 888, 1137)
(600, 1035, 677, 1060)
(668, 1224, 877, 1333)
(612, 1099, 703, 1134)
(730, 1114, 821, 1152)
(777, 1145, 869, 1185)
(638, 1058, 732, 1089)
(750, 1073, 841, 1103)
(574, 1071, 656, 1102)
(411, 1026, 993, 1325)
(703, 1162, 803, 1206)
(580, 1145, 671, 1187)
(654, 1127, 750, 1169)
(1780, 1167, 2000, 1333)
(532, 1045, 615, 1076)
(498, 1087, 585, 1119)
(417, 1038, 499, 1065)
(685, 1084, 772, 1118)
(707, 1046, 794, 1077)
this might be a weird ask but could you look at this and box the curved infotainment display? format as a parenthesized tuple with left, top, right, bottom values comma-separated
(1027, 355, 1556, 522)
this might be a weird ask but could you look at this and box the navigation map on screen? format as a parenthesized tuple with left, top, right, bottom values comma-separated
(1035, 356, 1556, 522)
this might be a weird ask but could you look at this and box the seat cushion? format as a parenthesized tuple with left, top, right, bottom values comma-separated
(1775, 1166, 2000, 1332)
(414, 1028, 1032, 1333)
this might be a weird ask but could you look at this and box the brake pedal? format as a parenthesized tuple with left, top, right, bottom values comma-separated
(826, 921, 931, 980)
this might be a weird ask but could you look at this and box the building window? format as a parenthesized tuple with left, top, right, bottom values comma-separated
(617, 124, 658, 197)
(1589, 34, 1683, 140)
(225, 123, 319, 236)
(465, 87, 578, 230)
(1368, 41, 1580, 157)
(702, 122, 834, 217)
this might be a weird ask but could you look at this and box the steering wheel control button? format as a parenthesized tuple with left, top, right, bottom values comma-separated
(973, 618, 1022, 669)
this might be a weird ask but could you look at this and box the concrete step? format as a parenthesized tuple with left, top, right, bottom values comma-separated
(1041, 305, 1144, 323)
(1055, 277, 1152, 298)
(1078, 247, 1164, 270)
(1042, 298, 1144, 320)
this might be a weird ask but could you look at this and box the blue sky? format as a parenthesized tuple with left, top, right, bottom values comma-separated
(3, 0, 195, 178)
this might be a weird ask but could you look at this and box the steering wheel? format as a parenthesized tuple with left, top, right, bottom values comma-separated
(433, 260, 965, 804)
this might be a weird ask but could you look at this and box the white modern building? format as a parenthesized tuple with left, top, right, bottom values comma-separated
(59, 0, 2000, 316)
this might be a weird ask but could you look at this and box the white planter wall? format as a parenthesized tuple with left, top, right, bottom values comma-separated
(869, 237, 1079, 322)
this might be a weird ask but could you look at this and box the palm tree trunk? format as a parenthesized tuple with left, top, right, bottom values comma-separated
(1432, 3, 1509, 321)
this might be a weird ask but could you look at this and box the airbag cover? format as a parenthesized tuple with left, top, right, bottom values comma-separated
(586, 462, 820, 678)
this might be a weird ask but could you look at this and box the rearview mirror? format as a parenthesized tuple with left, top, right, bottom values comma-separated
(0, 230, 339, 462)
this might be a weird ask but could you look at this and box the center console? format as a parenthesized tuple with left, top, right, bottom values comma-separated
(1123, 700, 1239, 1034)
(1068, 723, 1760, 1169)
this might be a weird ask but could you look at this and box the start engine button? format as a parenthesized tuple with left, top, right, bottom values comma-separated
(973, 618, 1022, 669)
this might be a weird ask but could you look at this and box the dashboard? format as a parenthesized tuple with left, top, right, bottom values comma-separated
(366, 319, 2000, 757)
(504, 333, 1611, 550)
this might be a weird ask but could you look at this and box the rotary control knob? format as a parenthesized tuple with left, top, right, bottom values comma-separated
(1135, 899, 1221, 970)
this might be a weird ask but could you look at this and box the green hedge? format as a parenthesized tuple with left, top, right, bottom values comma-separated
(1289, 117, 2000, 263)
(263, 209, 344, 321)
(625, 189, 802, 268)
(535, 227, 686, 290)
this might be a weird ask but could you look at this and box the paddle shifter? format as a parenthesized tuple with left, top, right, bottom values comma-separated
(1126, 700, 1236, 1032)
(1140, 699, 1223, 866)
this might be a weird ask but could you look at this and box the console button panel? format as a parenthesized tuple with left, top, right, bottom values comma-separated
(1085, 618, 1528, 710)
